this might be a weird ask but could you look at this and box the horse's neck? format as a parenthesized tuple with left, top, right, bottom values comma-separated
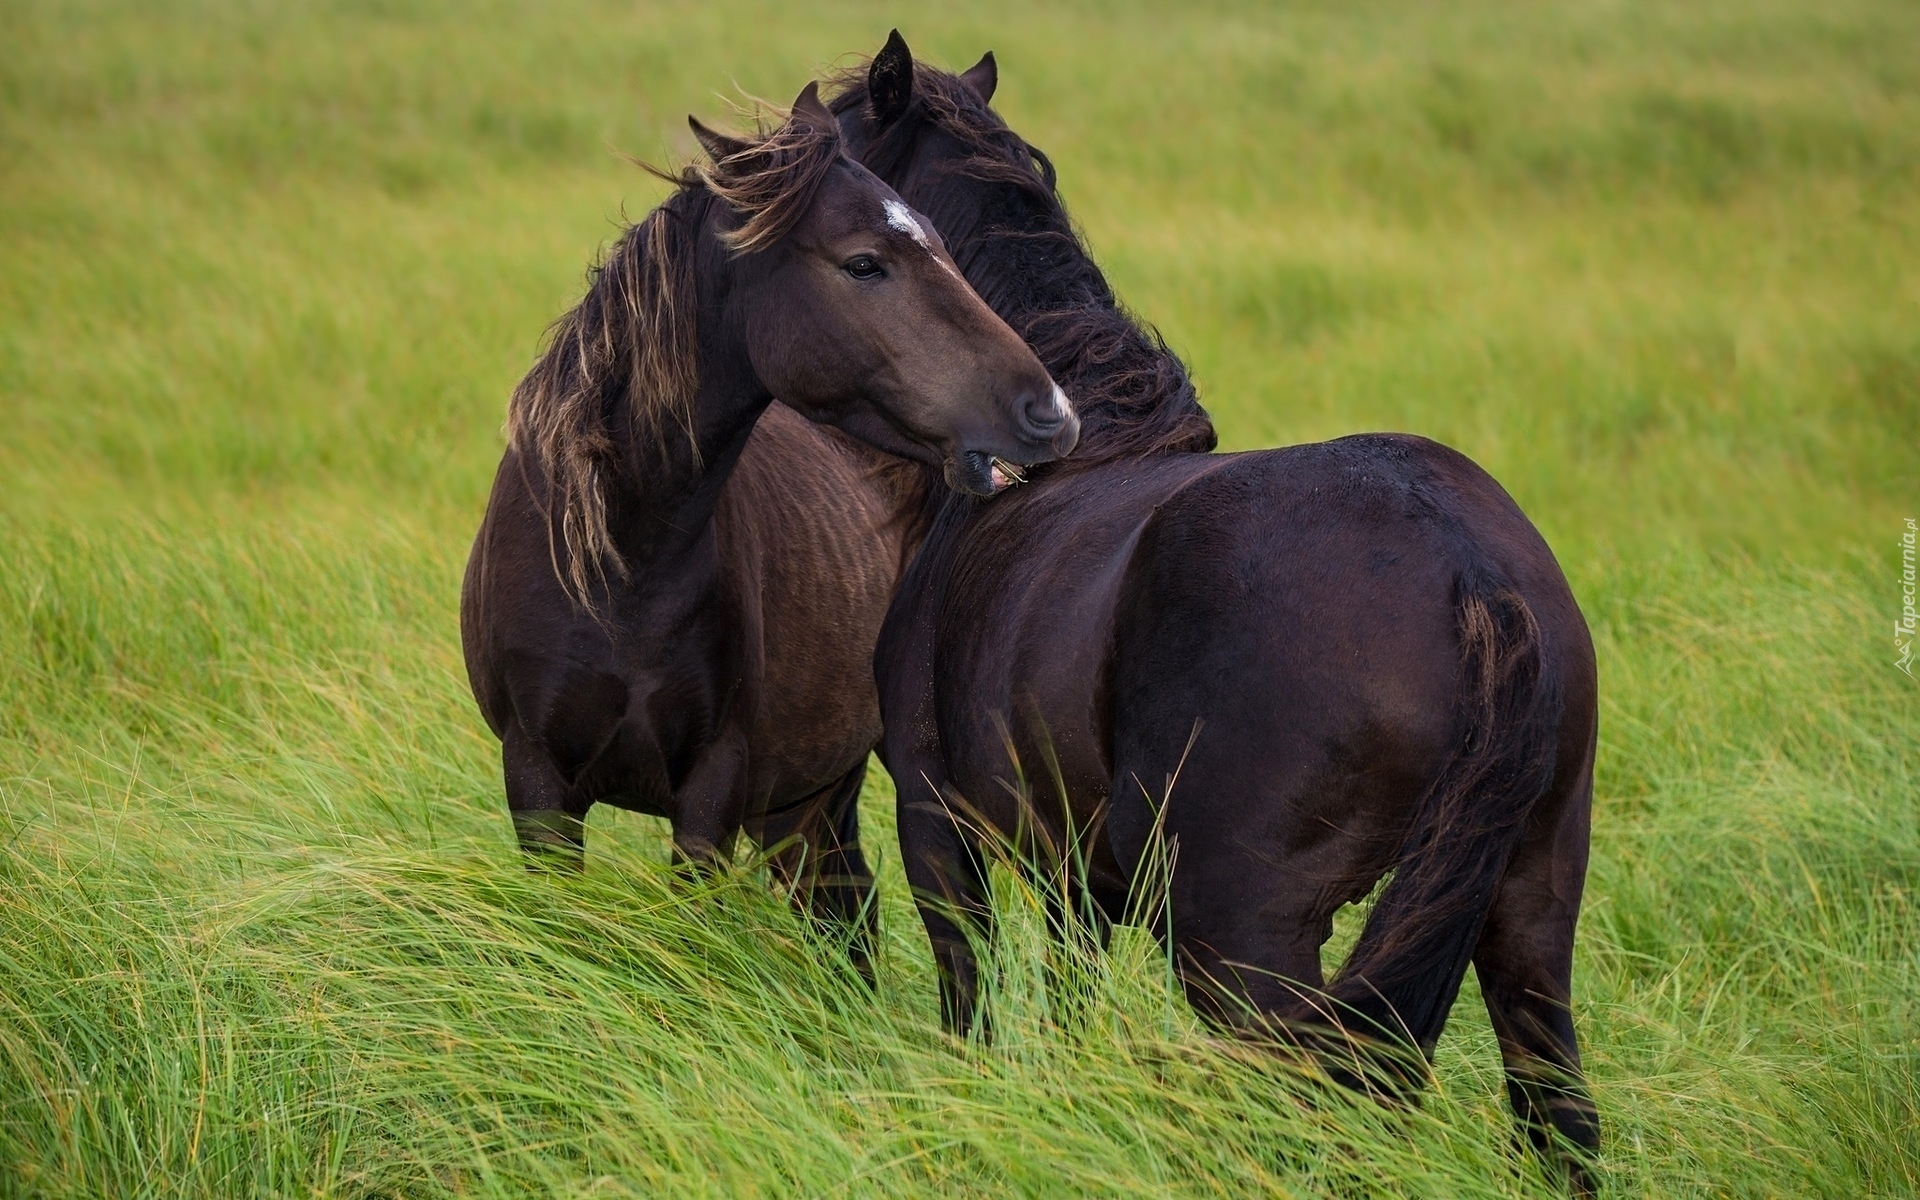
(959, 211, 1115, 333)
(959, 201, 1211, 460)
(605, 352, 771, 571)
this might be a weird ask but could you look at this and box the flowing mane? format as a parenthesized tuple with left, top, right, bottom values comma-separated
(507, 111, 843, 604)
(828, 65, 1216, 465)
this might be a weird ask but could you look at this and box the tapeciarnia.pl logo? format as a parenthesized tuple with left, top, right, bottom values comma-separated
(1899, 517, 1917, 678)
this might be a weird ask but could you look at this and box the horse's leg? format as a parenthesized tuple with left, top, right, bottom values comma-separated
(504, 722, 588, 870)
(1035, 862, 1112, 1028)
(1110, 748, 1346, 1035)
(899, 792, 992, 1036)
(762, 760, 880, 985)
(670, 726, 750, 870)
(1473, 741, 1600, 1194)
(501, 654, 629, 870)
(1163, 854, 1333, 1034)
(1039, 872, 1112, 952)
(817, 759, 880, 983)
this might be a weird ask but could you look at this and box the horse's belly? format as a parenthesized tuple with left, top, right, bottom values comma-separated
(747, 687, 881, 806)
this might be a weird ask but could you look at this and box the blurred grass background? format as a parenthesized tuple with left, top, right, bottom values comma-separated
(1, 0, 1915, 1195)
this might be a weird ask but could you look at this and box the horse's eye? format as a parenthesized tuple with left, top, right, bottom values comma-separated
(843, 255, 884, 281)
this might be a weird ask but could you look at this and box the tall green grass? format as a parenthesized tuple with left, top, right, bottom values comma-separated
(2, 0, 1915, 1194)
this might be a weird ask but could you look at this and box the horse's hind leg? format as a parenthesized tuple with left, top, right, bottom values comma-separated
(1033, 866, 1116, 1029)
(1473, 746, 1600, 1193)
(763, 760, 880, 984)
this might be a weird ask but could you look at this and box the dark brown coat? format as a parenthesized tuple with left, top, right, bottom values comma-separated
(462, 84, 1072, 974)
(834, 37, 1599, 1191)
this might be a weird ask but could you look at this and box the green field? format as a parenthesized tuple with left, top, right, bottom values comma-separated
(2, 0, 1916, 1194)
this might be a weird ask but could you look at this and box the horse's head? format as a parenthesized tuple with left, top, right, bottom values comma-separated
(829, 34, 1060, 288)
(698, 83, 1077, 495)
(828, 33, 1217, 467)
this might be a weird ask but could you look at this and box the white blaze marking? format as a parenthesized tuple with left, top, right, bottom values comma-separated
(883, 196, 963, 280)
(883, 198, 930, 248)
(1050, 382, 1073, 418)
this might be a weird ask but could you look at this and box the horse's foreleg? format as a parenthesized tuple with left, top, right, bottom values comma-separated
(898, 792, 991, 1037)
(671, 726, 750, 870)
(504, 723, 588, 871)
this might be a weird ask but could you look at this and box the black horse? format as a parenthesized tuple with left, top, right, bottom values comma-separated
(460, 82, 1076, 974)
(831, 36, 1600, 1188)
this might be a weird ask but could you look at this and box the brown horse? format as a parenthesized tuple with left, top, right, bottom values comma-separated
(832, 36, 1600, 1189)
(460, 82, 1077, 976)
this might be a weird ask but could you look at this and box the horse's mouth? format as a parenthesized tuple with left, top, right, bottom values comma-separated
(950, 450, 1029, 496)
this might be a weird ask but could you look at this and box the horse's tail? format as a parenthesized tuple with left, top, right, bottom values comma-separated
(1318, 570, 1563, 1066)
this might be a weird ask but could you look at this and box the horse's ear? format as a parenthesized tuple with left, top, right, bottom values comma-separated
(869, 29, 915, 125)
(788, 81, 837, 135)
(959, 50, 997, 103)
(689, 115, 749, 162)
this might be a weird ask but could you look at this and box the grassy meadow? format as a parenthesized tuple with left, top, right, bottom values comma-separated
(2, 0, 1916, 1194)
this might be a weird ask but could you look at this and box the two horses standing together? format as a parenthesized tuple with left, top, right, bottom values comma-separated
(461, 33, 1600, 1191)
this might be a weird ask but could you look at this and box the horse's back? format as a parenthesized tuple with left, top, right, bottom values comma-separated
(1104, 433, 1594, 887)
(1116, 435, 1590, 724)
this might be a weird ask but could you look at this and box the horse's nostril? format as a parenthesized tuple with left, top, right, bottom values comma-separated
(1019, 390, 1065, 436)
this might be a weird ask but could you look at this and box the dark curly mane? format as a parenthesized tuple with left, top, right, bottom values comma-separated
(828, 65, 1215, 465)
